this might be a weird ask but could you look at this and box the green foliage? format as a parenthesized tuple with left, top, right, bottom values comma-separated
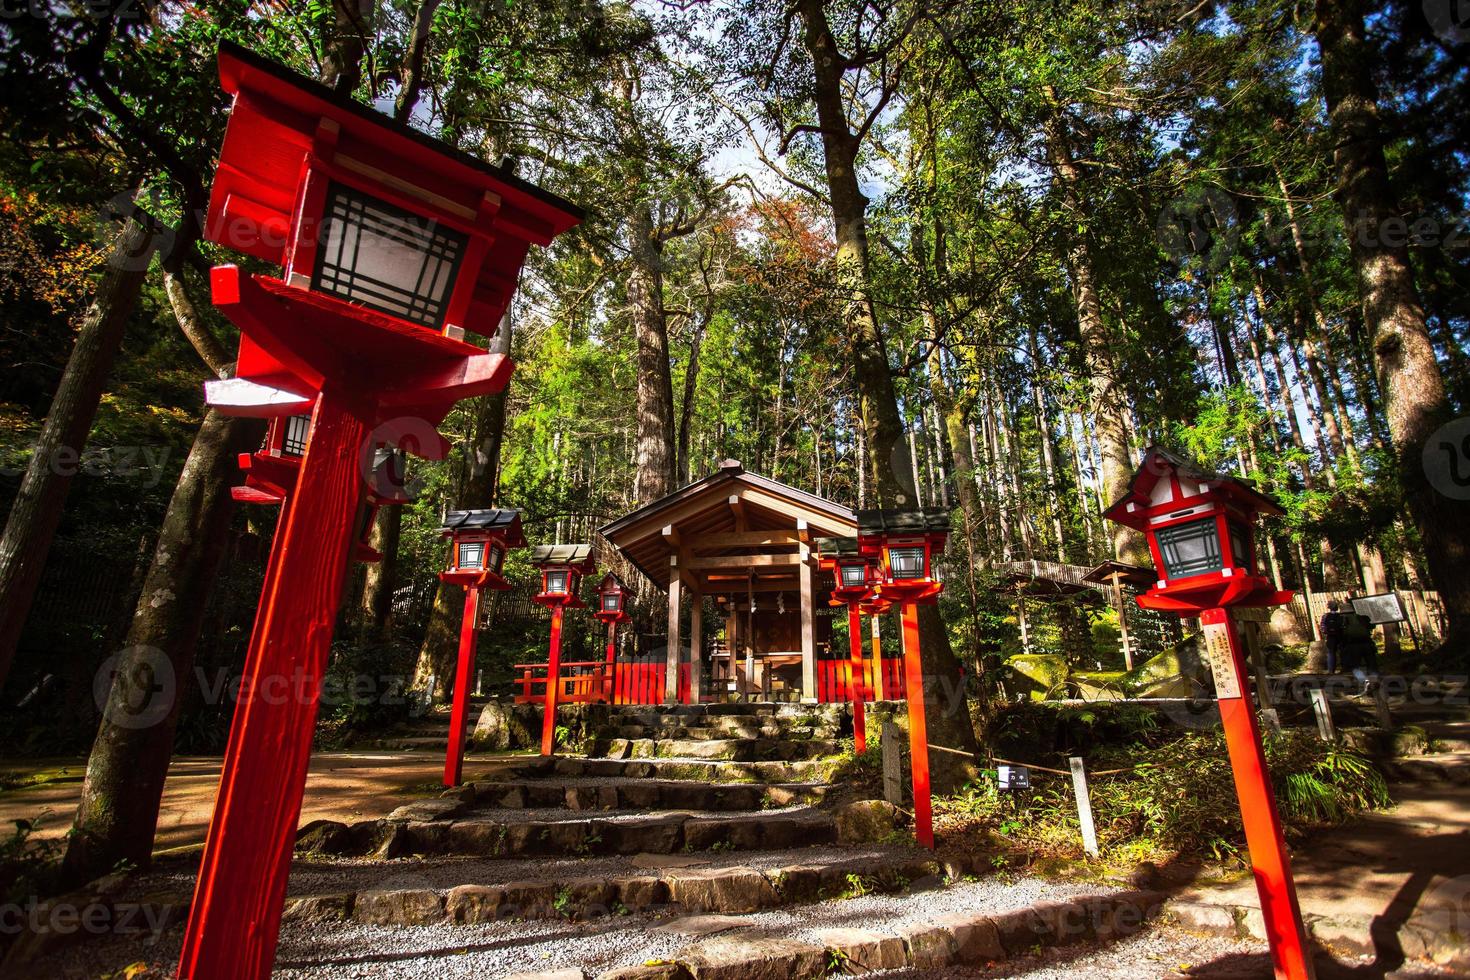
(938, 730, 1391, 864)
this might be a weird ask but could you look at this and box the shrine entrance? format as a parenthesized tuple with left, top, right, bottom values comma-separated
(599, 459, 870, 704)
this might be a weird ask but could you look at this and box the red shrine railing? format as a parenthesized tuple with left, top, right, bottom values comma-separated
(511, 658, 905, 705)
(513, 661, 693, 705)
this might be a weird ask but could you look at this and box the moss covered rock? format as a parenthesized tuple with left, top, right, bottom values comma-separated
(1005, 654, 1070, 700)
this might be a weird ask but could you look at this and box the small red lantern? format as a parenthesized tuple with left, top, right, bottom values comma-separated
(533, 545, 594, 607)
(815, 537, 878, 754)
(1104, 448, 1311, 980)
(594, 572, 632, 701)
(594, 572, 632, 625)
(859, 510, 949, 605)
(529, 545, 596, 756)
(856, 509, 950, 850)
(439, 508, 525, 590)
(1102, 446, 1291, 614)
(436, 509, 523, 788)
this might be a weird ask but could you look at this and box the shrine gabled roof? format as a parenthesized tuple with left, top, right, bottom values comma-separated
(599, 460, 857, 591)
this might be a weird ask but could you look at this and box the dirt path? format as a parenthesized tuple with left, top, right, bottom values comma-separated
(0, 751, 528, 854)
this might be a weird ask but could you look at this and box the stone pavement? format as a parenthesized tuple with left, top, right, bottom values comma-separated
(0, 750, 528, 853)
(1165, 778, 1470, 972)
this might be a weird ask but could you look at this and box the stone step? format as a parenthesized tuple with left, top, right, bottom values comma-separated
(592, 722, 832, 741)
(369, 735, 449, 750)
(298, 804, 847, 861)
(276, 845, 951, 926)
(548, 755, 838, 784)
(1381, 754, 1470, 785)
(586, 737, 843, 763)
(465, 777, 831, 812)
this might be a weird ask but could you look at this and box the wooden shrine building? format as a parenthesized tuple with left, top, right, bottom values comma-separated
(600, 459, 861, 703)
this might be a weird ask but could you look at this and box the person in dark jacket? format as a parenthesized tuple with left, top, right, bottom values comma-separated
(1319, 600, 1347, 673)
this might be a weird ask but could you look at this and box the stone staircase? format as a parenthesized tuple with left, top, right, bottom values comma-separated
(288, 702, 951, 924)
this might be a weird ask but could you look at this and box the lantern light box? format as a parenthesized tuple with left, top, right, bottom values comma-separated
(595, 572, 632, 623)
(1102, 446, 1290, 614)
(439, 509, 525, 590)
(530, 544, 596, 607)
(201, 39, 583, 425)
(814, 536, 875, 603)
(856, 509, 951, 604)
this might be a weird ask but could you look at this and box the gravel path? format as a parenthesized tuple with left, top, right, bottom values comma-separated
(34, 874, 1117, 979)
(878, 924, 1459, 979)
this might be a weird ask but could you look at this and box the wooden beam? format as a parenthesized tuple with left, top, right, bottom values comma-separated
(700, 576, 800, 593)
(796, 519, 810, 544)
(661, 524, 681, 549)
(689, 530, 800, 549)
(686, 553, 802, 570)
(728, 494, 747, 531)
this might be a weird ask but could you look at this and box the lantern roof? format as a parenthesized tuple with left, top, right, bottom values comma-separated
(206, 41, 582, 334)
(438, 508, 525, 546)
(598, 571, 629, 592)
(813, 537, 862, 558)
(855, 509, 951, 537)
(1103, 445, 1284, 531)
(529, 543, 596, 572)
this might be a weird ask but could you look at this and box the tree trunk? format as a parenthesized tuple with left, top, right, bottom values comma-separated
(61, 406, 262, 884)
(1042, 100, 1144, 564)
(413, 315, 513, 693)
(629, 210, 677, 505)
(796, 0, 976, 785)
(359, 504, 402, 638)
(0, 214, 155, 694)
(1316, 0, 1470, 654)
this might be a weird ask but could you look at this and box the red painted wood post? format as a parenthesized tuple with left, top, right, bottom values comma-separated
(177, 394, 368, 980)
(443, 585, 481, 787)
(847, 604, 867, 754)
(540, 604, 564, 756)
(870, 615, 885, 700)
(900, 601, 934, 849)
(1201, 607, 1315, 980)
(604, 621, 616, 700)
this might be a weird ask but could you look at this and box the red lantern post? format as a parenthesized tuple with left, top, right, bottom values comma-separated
(530, 545, 596, 755)
(1104, 447, 1312, 980)
(438, 509, 524, 786)
(857, 510, 950, 850)
(594, 573, 632, 700)
(179, 42, 581, 980)
(815, 538, 878, 754)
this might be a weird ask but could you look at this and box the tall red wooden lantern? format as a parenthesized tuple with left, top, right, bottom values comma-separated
(858, 509, 950, 850)
(438, 509, 524, 787)
(179, 42, 581, 980)
(1104, 447, 1311, 980)
(594, 572, 632, 700)
(530, 545, 596, 756)
(815, 537, 876, 754)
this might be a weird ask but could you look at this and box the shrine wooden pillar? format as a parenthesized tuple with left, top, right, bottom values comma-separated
(688, 594, 702, 704)
(665, 556, 682, 704)
(799, 538, 817, 702)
